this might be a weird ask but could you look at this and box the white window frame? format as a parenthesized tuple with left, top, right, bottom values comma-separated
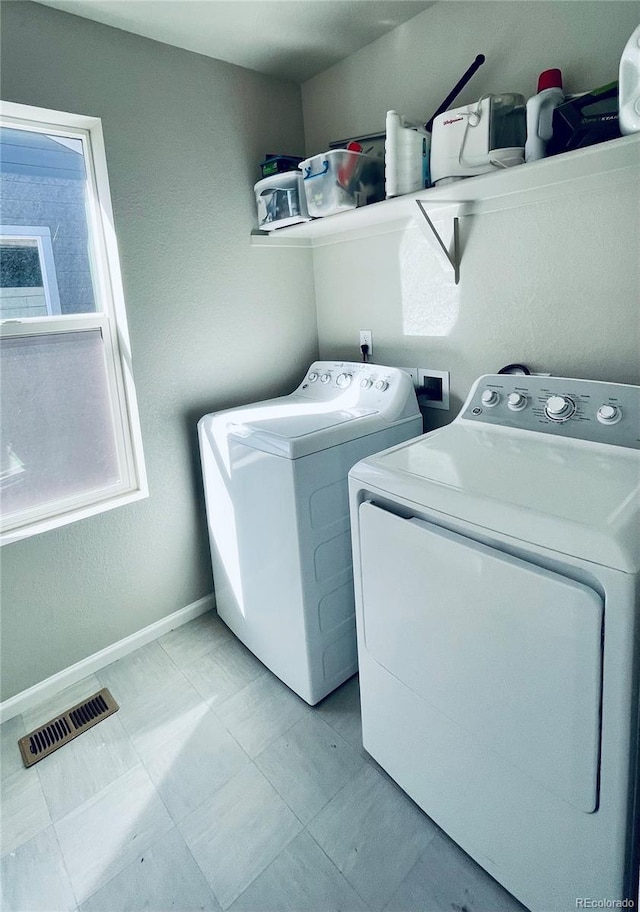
(0, 101, 147, 545)
(0, 225, 62, 315)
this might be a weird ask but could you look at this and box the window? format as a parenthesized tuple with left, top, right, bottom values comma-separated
(1, 226, 62, 317)
(0, 102, 147, 544)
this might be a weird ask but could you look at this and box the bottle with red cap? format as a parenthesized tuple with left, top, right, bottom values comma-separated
(525, 68, 565, 162)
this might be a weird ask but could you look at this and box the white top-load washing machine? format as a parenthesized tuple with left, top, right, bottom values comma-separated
(349, 373, 640, 912)
(198, 361, 421, 705)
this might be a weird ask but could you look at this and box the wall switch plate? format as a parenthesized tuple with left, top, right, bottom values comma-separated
(359, 330, 372, 358)
(417, 369, 450, 410)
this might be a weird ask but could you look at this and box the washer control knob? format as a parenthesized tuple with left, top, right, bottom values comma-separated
(481, 390, 500, 408)
(360, 378, 372, 389)
(375, 380, 389, 391)
(545, 395, 575, 421)
(336, 373, 352, 389)
(507, 392, 527, 411)
(320, 373, 331, 384)
(308, 372, 318, 382)
(597, 404, 621, 425)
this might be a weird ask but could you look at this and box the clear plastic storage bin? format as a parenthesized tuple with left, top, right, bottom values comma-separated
(254, 172, 311, 231)
(300, 149, 384, 217)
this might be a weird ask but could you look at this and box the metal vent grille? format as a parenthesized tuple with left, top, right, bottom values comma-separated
(18, 688, 119, 768)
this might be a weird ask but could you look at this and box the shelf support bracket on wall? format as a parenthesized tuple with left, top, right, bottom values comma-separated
(415, 200, 460, 284)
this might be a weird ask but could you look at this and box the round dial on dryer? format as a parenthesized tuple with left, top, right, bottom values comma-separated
(507, 392, 527, 411)
(336, 373, 352, 388)
(375, 380, 389, 391)
(545, 395, 576, 421)
(308, 372, 318, 382)
(481, 390, 500, 407)
(597, 404, 621, 425)
(320, 373, 331, 384)
(360, 378, 372, 389)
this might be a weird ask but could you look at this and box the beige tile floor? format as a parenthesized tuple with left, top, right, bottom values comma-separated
(1, 611, 528, 912)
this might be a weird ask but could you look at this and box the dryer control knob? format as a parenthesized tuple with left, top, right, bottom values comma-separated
(308, 372, 318, 382)
(545, 395, 575, 421)
(597, 404, 621, 425)
(375, 380, 389, 391)
(360, 378, 372, 389)
(481, 390, 500, 407)
(507, 392, 527, 411)
(336, 373, 352, 388)
(320, 373, 331, 384)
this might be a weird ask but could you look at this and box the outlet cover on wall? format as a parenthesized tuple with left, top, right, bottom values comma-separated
(417, 369, 450, 410)
(359, 330, 372, 358)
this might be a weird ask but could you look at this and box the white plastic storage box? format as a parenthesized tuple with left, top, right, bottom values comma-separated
(300, 149, 384, 217)
(254, 172, 311, 231)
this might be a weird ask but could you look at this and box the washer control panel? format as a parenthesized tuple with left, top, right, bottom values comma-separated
(461, 374, 640, 449)
(297, 361, 420, 421)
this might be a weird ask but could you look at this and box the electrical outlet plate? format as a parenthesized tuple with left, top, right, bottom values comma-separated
(417, 369, 450, 410)
(359, 330, 372, 358)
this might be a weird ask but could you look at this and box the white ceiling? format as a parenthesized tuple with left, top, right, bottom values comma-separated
(35, 0, 435, 83)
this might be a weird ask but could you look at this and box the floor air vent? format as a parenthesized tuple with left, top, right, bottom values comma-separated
(18, 688, 119, 768)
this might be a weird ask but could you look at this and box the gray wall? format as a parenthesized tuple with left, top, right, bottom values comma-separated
(302, 1, 639, 156)
(0, 1, 317, 700)
(302, 2, 640, 421)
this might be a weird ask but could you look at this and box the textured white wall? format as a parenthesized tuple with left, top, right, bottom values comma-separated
(0, 1, 317, 700)
(302, 1, 639, 155)
(313, 185, 639, 418)
(302, 2, 640, 424)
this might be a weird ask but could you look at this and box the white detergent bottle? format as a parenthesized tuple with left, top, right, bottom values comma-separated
(619, 24, 640, 135)
(385, 110, 430, 197)
(525, 68, 564, 162)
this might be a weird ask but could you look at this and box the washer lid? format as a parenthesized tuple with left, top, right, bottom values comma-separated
(230, 406, 376, 440)
(350, 422, 640, 572)
(225, 398, 383, 457)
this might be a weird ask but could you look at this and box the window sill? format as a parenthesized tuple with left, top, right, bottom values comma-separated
(1, 485, 149, 546)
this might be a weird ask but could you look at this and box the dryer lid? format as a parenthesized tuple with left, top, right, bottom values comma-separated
(350, 422, 640, 572)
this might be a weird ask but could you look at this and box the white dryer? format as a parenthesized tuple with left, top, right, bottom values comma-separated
(349, 373, 640, 912)
(198, 361, 421, 705)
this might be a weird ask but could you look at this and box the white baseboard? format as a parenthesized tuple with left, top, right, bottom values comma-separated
(0, 593, 215, 724)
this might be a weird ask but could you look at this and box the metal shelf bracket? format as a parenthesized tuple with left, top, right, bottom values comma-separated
(415, 200, 460, 284)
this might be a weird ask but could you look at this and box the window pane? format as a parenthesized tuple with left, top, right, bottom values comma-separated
(0, 330, 121, 522)
(0, 126, 97, 315)
(1, 239, 43, 286)
(0, 238, 48, 318)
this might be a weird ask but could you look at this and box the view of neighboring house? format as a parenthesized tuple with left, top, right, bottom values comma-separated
(0, 127, 95, 318)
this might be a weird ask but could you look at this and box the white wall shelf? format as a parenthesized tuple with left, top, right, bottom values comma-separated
(250, 135, 640, 256)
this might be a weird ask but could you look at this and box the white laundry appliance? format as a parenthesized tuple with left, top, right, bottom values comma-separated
(348, 373, 640, 912)
(198, 361, 421, 705)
